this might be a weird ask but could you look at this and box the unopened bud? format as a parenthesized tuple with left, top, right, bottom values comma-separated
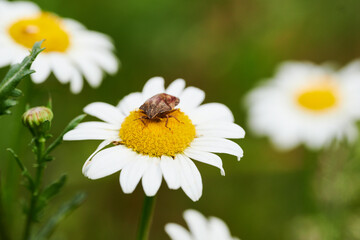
(22, 106, 53, 136)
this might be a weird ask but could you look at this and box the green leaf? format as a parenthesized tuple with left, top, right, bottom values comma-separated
(34, 175, 68, 220)
(42, 175, 67, 201)
(47, 96, 52, 110)
(10, 88, 22, 97)
(7, 148, 34, 191)
(0, 40, 44, 115)
(35, 192, 86, 240)
(0, 175, 11, 240)
(45, 114, 86, 156)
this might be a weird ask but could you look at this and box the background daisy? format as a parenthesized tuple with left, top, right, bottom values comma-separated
(64, 77, 245, 201)
(0, 1, 118, 93)
(246, 61, 360, 150)
(165, 209, 239, 240)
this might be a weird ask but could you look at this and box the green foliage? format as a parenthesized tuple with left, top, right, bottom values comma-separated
(35, 192, 86, 240)
(41, 175, 67, 201)
(5, 112, 86, 239)
(7, 148, 34, 191)
(45, 114, 86, 157)
(34, 175, 68, 221)
(0, 41, 44, 116)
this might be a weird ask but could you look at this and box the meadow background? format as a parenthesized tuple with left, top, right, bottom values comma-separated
(1, 0, 360, 239)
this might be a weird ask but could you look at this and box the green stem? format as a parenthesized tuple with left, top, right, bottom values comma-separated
(22, 137, 46, 240)
(0, 189, 10, 240)
(136, 196, 156, 240)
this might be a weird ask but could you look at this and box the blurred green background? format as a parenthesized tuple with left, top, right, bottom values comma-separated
(1, 0, 360, 239)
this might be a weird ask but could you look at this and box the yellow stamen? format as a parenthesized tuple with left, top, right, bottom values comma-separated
(119, 110, 196, 157)
(8, 13, 70, 52)
(296, 77, 338, 111)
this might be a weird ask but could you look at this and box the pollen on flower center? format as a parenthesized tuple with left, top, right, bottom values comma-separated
(296, 78, 339, 112)
(8, 13, 70, 52)
(119, 109, 196, 157)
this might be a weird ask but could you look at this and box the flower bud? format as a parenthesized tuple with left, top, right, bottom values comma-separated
(22, 106, 53, 136)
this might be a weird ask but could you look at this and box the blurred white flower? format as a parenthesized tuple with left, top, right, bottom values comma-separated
(165, 209, 239, 240)
(246, 61, 360, 150)
(64, 77, 244, 201)
(0, 1, 118, 94)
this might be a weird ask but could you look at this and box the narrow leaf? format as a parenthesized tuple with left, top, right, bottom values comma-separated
(10, 88, 22, 97)
(0, 175, 11, 240)
(42, 174, 67, 200)
(35, 192, 86, 240)
(45, 114, 86, 155)
(0, 40, 44, 115)
(34, 175, 68, 220)
(7, 148, 34, 191)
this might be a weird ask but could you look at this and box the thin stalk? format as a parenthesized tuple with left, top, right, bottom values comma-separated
(136, 196, 156, 240)
(22, 137, 46, 240)
(0, 189, 10, 240)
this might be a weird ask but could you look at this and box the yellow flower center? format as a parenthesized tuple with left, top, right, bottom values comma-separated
(119, 109, 196, 157)
(8, 13, 70, 52)
(296, 78, 339, 112)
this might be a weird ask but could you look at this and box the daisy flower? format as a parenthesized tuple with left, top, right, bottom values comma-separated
(63, 77, 244, 201)
(165, 209, 239, 240)
(246, 61, 360, 150)
(0, 1, 118, 94)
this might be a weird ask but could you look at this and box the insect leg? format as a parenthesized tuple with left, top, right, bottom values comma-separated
(134, 116, 148, 128)
(165, 115, 172, 131)
(168, 114, 183, 124)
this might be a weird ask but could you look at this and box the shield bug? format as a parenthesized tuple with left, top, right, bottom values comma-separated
(137, 93, 181, 129)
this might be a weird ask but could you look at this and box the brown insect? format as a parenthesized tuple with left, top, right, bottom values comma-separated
(137, 93, 181, 129)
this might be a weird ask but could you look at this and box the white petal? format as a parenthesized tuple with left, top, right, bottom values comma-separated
(117, 92, 143, 116)
(31, 55, 51, 84)
(84, 145, 135, 179)
(63, 18, 86, 31)
(209, 217, 233, 239)
(178, 87, 205, 112)
(191, 137, 243, 160)
(82, 139, 113, 174)
(7, 47, 28, 65)
(120, 155, 150, 194)
(70, 69, 84, 94)
(85, 49, 119, 75)
(160, 155, 181, 190)
(184, 210, 209, 240)
(0, 47, 12, 67)
(70, 51, 103, 88)
(177, 154, 202, 202)
(165, 224, 192, 240)
(142, 77, 165, 100)
(166, 78, 186, 97)
(196, 122, 245, 139)
(72, 31, 114, 50)
(6, 1, 40, 14)
(84, 102, 125, 126)
(142, 158, 162, 196)
(76, 121, 119, 130)
(49, 53, 74, 84)
(63, 128, 118, 140)
(184, 148, 225, 175)
(188, 103, 234, 124)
